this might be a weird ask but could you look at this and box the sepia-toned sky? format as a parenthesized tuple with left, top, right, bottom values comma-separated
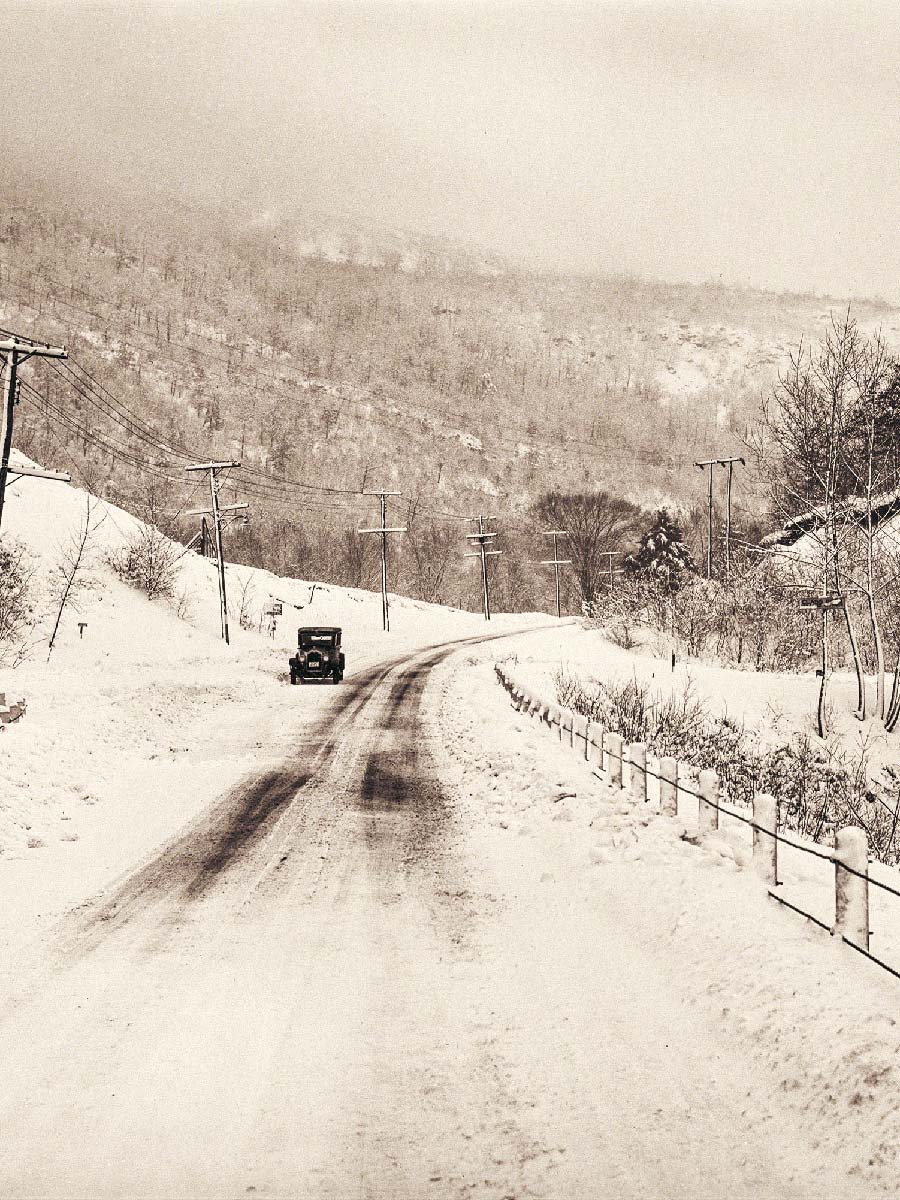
(3, 0, 900, 299)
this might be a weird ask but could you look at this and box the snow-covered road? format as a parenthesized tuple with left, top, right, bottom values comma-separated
(0, 637, 885, 1198)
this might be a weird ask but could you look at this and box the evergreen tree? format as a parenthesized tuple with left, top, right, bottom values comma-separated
(625, 508, 694, 591)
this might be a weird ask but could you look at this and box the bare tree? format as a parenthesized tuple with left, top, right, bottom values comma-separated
(232, 570, 257, 630)
(755, 315, 900, 734)
(532, 490, 641, 607)
(337, 525, 378, 590)
(46, 494, 105, 658)
(403, 504, 456, 603)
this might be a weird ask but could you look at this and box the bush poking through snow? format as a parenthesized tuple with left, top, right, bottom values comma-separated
(107, 524, 180, 600)
(170, 584, 196, 623)
(555, 668, 900, 864)
(0, 536, 36, 665)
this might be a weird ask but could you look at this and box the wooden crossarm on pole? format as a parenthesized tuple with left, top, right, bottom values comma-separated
(184, 503, 249, 516)
(7, 465, 71, 482)
(184, 461, 241, 472)
(0, 339, 67, 358)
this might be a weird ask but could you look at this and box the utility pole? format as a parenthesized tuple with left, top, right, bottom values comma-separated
(359, 490, 406, 631)
(540, 530, 571, 619)
(598, 550, 620, 589)
(464, 515, 501, 621)
(722, 456, 745, 583)
(694, 456, 744, 581)
(0, 333, 68, 534)
(695, 459, 715, 579)
(185, 461, 247, 644)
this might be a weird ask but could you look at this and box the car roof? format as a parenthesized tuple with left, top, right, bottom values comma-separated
(299, 626, 341, 634)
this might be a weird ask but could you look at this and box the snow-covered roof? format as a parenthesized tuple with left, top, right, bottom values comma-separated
(761, 482, 900, 548)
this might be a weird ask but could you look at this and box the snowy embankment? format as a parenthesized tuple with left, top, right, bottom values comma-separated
(0, 453, 547, 948)
(508, 621, 893, 762)
(502, 622, 900, 965)
(425, 639, 900, 1196)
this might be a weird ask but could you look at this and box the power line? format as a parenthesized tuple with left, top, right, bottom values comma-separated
(18, 382, 184, 481)
(22, 366, 372, 519)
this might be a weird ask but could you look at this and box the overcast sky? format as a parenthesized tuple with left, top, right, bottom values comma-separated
(3, 0, 900, 299)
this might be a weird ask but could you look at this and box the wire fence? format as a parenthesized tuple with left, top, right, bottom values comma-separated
(494, 663, 900, 987)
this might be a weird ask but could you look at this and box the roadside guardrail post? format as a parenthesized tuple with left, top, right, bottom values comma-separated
(659, 756, 678, 816)
(698, 769, 720, 835)
(589, 725, 604, 771)
(562, 709, 574, 747)
(606, 732, 624, 788)
(573, 715, 589, 760)
(628, 743, 647, 803)
(834, 826, 869, 952)
(752, 793, 778, 885)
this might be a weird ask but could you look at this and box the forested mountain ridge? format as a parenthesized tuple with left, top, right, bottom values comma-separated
(2, 166, 899, 610)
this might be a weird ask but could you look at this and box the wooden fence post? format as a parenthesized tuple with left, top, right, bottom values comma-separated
(589, 725, 604, 772)
(659, 756, 678, 816)
(628, 743, 647, 803)
(752, 793, 777, 885)
(573, 715, 590, 760)
(564, 710, 575, 748)
(834, 826, 869, 951)
(698, 769, 720, 835)
(606, 733, 624, 788)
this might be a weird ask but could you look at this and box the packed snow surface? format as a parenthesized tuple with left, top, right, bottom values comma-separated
(3, 458, 900, 1195)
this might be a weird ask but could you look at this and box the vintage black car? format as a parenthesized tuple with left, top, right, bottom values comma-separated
(289, 627, 345, 684)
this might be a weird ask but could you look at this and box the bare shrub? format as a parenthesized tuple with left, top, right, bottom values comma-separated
(107, 523, 180, 599)
(584, 575, 651, 649)
(232, 571, 257, 630)
(0, 536, 36, 664)
(170, 584, 196, 622)
(554, 668, 900, 864)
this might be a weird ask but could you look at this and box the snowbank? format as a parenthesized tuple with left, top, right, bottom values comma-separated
(424, 643, 900, 1195)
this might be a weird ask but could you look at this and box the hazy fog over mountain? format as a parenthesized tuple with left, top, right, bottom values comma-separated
(3, 0, 900, 300)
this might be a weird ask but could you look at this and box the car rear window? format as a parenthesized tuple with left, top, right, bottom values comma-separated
(300, 631, 337, 647)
